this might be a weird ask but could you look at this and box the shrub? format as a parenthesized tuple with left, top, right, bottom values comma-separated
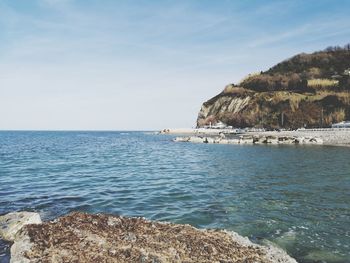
(240, 73, 307, 92)
(307, 79, 339, 89)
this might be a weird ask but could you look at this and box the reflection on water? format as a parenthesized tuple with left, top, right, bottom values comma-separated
(0, 131, 349, 263)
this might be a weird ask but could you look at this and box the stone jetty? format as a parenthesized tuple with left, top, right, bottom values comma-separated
(0, 211, 297, 263)
(174, 134, 323, 145)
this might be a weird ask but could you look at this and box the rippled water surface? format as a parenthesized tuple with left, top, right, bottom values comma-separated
(0, 131, 349, 262)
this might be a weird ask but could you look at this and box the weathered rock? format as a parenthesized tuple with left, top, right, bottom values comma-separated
(173, 133, 325, 146)
(0, 212, 41, 242)
(260, 240, 298, 263)
(173, 136, 190, 142)
(10, 212, 296, 263)
(239, 135, 254, 144)
(217, 139, 231, 144)
(203, 137, 215, 144)
(256, 136, 267, 144)
(216, 138, 240, 144)
(307, 137, 323, 144)
(188, 136, 204, 143)
(228, 138, 241, 144)
(278, 137, 296, 144)
(295, 137, 305, 144)
(266, 136, 279, 144)
(252, 136, 260, 144)
(10, 231, 32, 263)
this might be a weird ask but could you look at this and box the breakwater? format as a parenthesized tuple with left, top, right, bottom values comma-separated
(174, 134, 323, 145)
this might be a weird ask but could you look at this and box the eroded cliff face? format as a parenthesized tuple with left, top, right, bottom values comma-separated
(198, 96, 251, 123)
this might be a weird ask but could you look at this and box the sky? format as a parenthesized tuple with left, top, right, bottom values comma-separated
(1, 0, 350, 130)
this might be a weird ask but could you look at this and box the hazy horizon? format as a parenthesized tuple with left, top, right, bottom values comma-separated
(1, 0, 350, 130)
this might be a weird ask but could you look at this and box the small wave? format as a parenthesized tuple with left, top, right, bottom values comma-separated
(143, 132, 158, 135)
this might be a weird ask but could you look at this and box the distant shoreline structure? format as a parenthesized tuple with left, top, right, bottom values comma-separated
(159, 127, 350, 146)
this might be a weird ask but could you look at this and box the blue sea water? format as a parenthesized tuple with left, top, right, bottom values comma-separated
(0, 131, 349, 263)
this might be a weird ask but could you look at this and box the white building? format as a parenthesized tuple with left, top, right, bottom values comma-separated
(332, 121, 350, 128)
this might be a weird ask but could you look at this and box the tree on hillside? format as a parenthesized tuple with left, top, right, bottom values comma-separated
(325, 44, 350, 52)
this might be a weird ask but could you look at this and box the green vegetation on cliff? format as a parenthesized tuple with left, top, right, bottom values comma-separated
(197, 44, 350, 129)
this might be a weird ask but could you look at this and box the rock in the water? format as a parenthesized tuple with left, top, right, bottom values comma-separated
(307, 137, 323, 144)
(173, 136, 190, 142)
(0, 212, 41, 242)
(278, 137, 295, 144)
(203, 137, 215, 143)
(228, 138, 240, 144)
(239, 135, 254, 144)
(189, 136, 205, 143)
(266, 136, 279, 144)
(295, 137, 305, 144)
(11, 212, 297, 263)
(217, 139, 230, 144)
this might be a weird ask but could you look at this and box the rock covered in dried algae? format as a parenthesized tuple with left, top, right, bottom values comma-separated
(3, 212, 297, 263)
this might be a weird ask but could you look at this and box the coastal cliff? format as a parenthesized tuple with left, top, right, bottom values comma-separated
(197, 45, 350, 129)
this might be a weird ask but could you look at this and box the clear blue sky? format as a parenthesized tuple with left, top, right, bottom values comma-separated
(1, 0, 349, 130)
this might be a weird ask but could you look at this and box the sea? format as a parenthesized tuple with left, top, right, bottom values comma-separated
(0, 131, 349, 263)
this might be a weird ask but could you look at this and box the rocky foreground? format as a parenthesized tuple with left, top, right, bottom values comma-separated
(0, 211, 297, 263)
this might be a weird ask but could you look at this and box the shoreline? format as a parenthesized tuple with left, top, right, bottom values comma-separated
(160, 128, 350, 146)
(0, 211, 296, 263)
